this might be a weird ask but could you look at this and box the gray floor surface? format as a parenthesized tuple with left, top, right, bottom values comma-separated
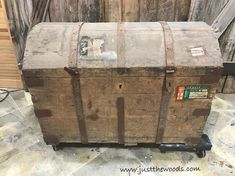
(0, 91, 234, 176)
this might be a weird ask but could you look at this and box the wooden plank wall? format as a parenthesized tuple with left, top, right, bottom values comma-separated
(48, 0, 191, 22)
(188, 0, 230, 24)
(49, 0, 102, 22)
(189, 0, 235, 93)
(220, 19, 235, 93)
(105, 0, 191, 22)
(4, 0, 32, 63)
(0, 0, 22, 88)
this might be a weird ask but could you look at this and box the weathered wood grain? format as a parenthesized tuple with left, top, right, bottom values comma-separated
(3, 0, 32, 63)
(212, 0, 235, 37)
(31, 0, 50, 27)
(49, 0, 101, 22)
(219, 19, 235, 93)
(105, 0, 191, 22)
(188, 0, 230, 24)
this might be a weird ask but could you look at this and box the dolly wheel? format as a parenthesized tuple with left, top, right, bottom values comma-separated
(196, 150, 206, 158)
(52, 145, 59, 151)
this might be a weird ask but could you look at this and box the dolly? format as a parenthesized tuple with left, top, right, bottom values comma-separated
(159, 134, 212, 158)
(52, 134, 212, 158)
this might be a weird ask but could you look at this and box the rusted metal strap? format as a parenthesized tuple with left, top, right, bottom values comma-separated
(71, 74, 88, 144)
(64, 68, 88, 144)
(160, 22, 175, 72)
(65, 23, 88, 144)
(117, 22, 125, 67)
(116, 97, 125, 144)
(160, 21, 175, 93)
(156, 82, 171, 144)
(34, 109, 52, 118)
(156, 22, 175, 144)
(68, 22, 84, 68)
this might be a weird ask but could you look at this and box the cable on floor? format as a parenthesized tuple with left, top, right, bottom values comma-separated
(0, 89, 24, 102)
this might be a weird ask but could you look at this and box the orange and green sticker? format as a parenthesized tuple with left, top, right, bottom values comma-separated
(176, 85, 208, 100)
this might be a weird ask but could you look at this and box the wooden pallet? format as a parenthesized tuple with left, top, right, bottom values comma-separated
(0, 0, 22, 88)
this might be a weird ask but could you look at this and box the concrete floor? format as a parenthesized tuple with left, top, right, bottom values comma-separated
(0, 91, 234, 176)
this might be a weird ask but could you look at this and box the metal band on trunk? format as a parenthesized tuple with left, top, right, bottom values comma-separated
(65, 22, 88, 144)
(117, 22, 126, 67)
(117, 97, 125, 144)
(68, 22, 84, 68)
(116, 22, 125, 144)
(156, 21, 175, 144)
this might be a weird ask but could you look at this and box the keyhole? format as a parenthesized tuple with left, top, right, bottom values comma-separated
(119, 84, 122, 89)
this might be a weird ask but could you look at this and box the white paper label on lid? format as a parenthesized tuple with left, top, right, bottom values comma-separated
(80, 36, 117, 60)
(190, 47, 205, 57)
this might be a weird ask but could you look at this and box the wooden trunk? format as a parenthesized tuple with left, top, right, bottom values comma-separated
(22, 22, 223, 146)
